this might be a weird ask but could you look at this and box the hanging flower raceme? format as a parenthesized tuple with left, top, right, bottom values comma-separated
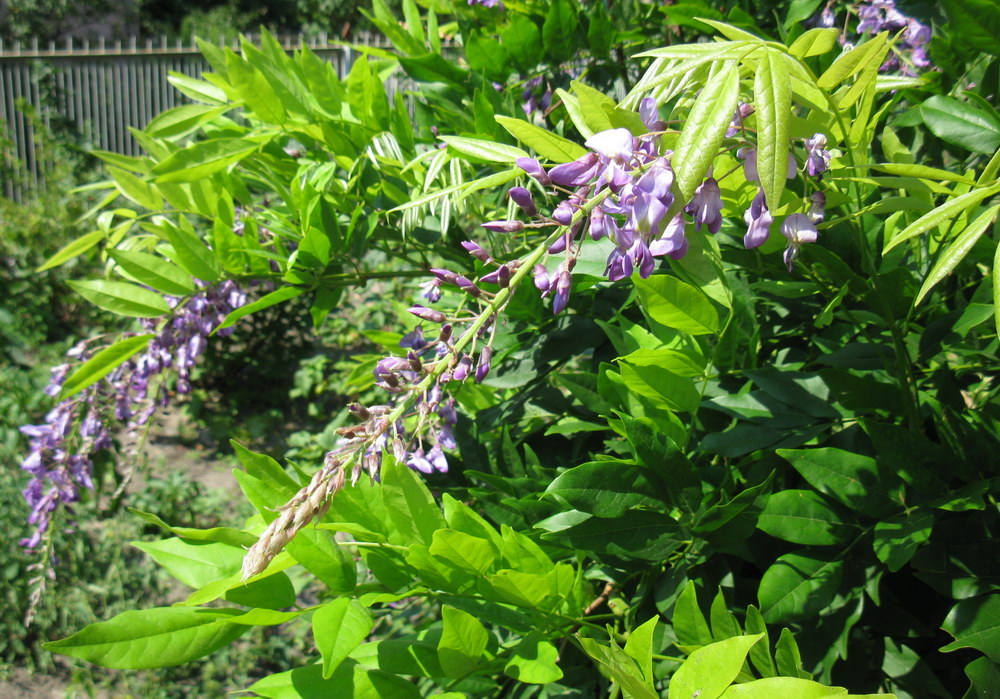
(818, 0, 933, 75)
(18, 280, 247, 553)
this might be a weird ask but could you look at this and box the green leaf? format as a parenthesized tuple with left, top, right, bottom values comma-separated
(915, 204, 1000, 304)
(216, 286, 305, 332)
(777, 447, 902, 517)
(873, 509, 934, 572)
(758, 551, 844, 623)
(504, 632, 563, 683)
(965, 656, 1000, 697)
(127, 508, 257, 547)
(154, 218, 221, 282)
(132, 538, 243, 588)
(59, 334, 152, 399)
(501, 14, 542, 69)
(920, 94, 1000, 154)
(144, 104, 230, 138)
(313, 598, 374, 679)
(758, 490, 854, 546)
(108, 166, 163, 210)
(789, 28, 839, 58)
(619, 362, 701, 414)
(439, 135, 528, 163)
(635, 274, 719, 334)
(225, 571, 297, 610)
(719, 677, 849, 697)
(817, 35, 888, 89)
(941, 0, 1000, 56)
(995, 240, 1000, 340)
(151, 138, 260, 183)
(494, 116, 588, 162)
(545, 460, 666, 517)
(672, 60, 740, 202)
(430, 529, 497, 575)
(774, 627, 810, 679)
(674, 581, 713, 647)
(37, 229, 106, 272)
(544, 510, 684, 561)
(381, 451, 446, 547)
(869, 162, 975, 184)
(542, 0, 578, 63)
(942, 594, 1000, 662)
(45, 607, 246, 668)
(438, 605, 489, 677)
(231, 440, 299, 493)
(167, 72, 227, 104)
(110, 250, 195, 296)
(465, 32, 511, 83)
(624, 616, 659, 684)
(744, 605, 776, 677)
(577, 637, 657, 699)
(287, 528, 356, 593)
(668, 635, 763, 699)
(755, 48, 792, 210)
(247, 660, 421, 699)
(68, 279, 170, 318)
(884, 181, 1000, 252)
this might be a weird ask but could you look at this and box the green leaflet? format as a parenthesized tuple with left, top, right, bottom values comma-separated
(494, 116, 588, 162)
(68, 279, 170, 318)
(915, 204, 1000, 304)
(313, 598, 374, 679)
(883, 181, 1000, 252)
(59, 334, 153, 399)
(668, 635, 763, 699)
(754, 48, 792, 211)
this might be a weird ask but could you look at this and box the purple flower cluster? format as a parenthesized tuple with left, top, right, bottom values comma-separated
(816, 0, 932, 75)
(18, 280, 247, 551)
(329, 317, 480, 479)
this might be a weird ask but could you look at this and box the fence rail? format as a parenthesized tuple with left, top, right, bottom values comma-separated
(0, 32, 393, 202)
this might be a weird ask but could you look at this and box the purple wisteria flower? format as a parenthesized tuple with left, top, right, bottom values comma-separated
(781, 213, 819, 271)
(804, 133, 832, 177)
(685, 178, 723, 234)
(820, 0, 933, 75)
(744, 189, 774, 249)
(18, 280, 248, 552)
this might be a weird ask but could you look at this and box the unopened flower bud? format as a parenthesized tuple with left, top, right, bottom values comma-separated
(508, 187, 538, 217)
(461, 240, 492, 263)
(481, 220, 524, 233)
(349, 403, 370, 420)
(534, 264, 551, 294)
(438, 323, 453, 344)
(516, 157, 552, 186)
(475, 346, 493, 383)
(409, 305, 447, 323)
(552, 200, 575, 226)
(452, 355, 473, 381)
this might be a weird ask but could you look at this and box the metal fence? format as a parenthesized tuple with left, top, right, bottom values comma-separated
(0, 32, 392, 202)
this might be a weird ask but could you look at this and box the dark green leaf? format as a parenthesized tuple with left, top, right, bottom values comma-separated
(758, 490, 854, 546)
(758, 551, 844, 623)
(545, 460, 666, 517)
(942, 594, 1000, 662)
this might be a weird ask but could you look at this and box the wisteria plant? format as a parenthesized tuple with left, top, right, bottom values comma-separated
(18, 0, 1000, 696)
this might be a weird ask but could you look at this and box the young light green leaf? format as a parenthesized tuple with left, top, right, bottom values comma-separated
(672, 581, 713, 647)
(719, 677, 850, 697)
(151, 138, 260, 183)
(635, 274, 719, 334)
(439, 136, 528, 163)
(884, 181, 1000, 252)
(505, 632, 562, 683)
(131, 538, 244, 588)
(755, 48, 792, 210)
(915, 204, 1000, 304)
(789, 28, 840, 58)
(430, 529, 497, 575)
(438, 605, 489, 677)
(110, 249, 195, 296)
(153, 218, 221, 282)
(817, 35, 887, 90)
(668, 634, 764, 699)
(494, 115, 588, 162)
(59, 334, 153, 399)
(37, 229, 106, 272)
(578, 637, 657, 699)
(624, 616, 659, 683)
(108, 166, 163, 210)
(68, 279, 170, 318)
(144, 104, 231, 139)
(313, 598, 374, 679)
(45, 607, 246, 668)
(869, 162, 976, 184)
(127, 508, 258, 548)
(381, 451, 446, 547)
(672, 60, 740, 202)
